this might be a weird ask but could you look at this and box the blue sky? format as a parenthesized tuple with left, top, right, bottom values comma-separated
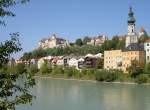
(0, 0, 150, 58)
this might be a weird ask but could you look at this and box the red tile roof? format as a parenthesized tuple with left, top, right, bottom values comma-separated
(140, 26, 145, 33)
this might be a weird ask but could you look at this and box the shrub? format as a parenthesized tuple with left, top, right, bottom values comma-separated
(15, 63, 26, 74)
(95, 69, 122, 82)
(94, 70, 107, 81)
(135, 74, 148, 84)
(64, 67, 73, 78)
(52, 66, 64, 75)
(40, 62, 49, 74)
(27, 64, 38, 75)
(144, 62, 150, 74)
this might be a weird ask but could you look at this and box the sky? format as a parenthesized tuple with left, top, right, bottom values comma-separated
(0, 0, 150, 58)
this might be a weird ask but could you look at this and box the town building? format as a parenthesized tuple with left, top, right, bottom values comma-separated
(144, 39, 150, 63)
(68, 58, 78, 68)
(122, 44, 145, 72)
(104, 50, 122, 70)
(87, 35, 108, 46)
(38, 34, 70, 49)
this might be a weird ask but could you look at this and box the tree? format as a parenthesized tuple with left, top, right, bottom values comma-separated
(83, 36, 91, 45)
(0, 1, 35, 110)
(27, 64, 38, 75)
(144, 62, 150, 74)
(127, 59, 143, 78)
(0, 0, 29, 25)
(15, 63, 26, 74)
(0, 35, 35, 110)
(40, 62, 50, 74)
(75, 38, 83, 46)
(96, 58, 104, 69)
(139, 34, 149, 43)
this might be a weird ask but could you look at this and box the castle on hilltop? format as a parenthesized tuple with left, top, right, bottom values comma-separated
(38, 34, 70, 49)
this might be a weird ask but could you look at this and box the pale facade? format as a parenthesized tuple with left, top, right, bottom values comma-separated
(122, 51, 145, 72)
(68, 58, 78, 68)
(87, 35, 108, 46)
(104, 50, 122, 70)
(38, 34, 70, 49)
(144, 39, 150, 63)
(104, 49, 145, 72)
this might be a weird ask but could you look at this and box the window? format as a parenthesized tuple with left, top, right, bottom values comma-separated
(147, 49, 149, 52)
(147, 43, 149, 46)
(147, 56, 150, 60)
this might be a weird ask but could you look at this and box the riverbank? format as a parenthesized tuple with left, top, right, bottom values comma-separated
(34, 75, 150, 85)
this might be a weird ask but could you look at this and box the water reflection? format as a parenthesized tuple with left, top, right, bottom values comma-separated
(17, 78, 150, 110)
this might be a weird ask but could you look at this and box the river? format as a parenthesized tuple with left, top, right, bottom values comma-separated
(17, 78, 150, 110)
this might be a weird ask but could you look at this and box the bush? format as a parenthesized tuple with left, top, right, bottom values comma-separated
(15, 63, 26, 74)
(27, 64, 38, 75)
(95, 69, 122, 82)
(64, 67, 74, 78)
(40, 62, 52, 74)
(144, 62, 150, 74)
(52, 66, 64, 75)
(95, 70, 107, 81)
(135, 74, 148, 84)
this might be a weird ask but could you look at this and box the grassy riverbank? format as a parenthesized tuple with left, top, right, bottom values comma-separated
(2, 64, 150, 84)
(34, 69, 150, 84)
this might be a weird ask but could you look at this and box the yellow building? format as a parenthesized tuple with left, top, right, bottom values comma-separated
(122, 44, 145, 72)
(104, 44, 145, 72)
(104, 50, 122, 70)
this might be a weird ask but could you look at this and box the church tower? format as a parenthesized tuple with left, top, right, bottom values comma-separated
(125, 7, 138, 47)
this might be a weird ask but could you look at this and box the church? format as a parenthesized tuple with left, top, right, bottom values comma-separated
(104, 7, 145, 72)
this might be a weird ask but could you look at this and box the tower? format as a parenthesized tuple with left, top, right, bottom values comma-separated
(125, 7, 138, 47)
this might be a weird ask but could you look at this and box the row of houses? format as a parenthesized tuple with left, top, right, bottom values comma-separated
(10, 53, 103, 70)
(37, 53, 103, 70)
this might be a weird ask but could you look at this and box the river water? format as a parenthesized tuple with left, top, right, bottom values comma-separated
(17, 78, 150, 110)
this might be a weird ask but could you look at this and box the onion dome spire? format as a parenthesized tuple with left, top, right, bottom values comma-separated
(128, 7, 136, 24)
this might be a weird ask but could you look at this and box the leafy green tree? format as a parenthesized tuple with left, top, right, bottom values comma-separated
(83, 36, 91, 45)
(139, 34, 149, 43)
(0, 35, 35, 110)
(75, 38, 83, 46)
(127, 60, 143, 78)
(144, 62, 150, 74)
(15, 63, 26, 74)
(27, 64, 38, 75)
(96, 58, 104, 69)
(40, 62, 49, 74)
(0, 1, 36, 110)
(0, 0, 29, 25)
(21, 52, 32, 60)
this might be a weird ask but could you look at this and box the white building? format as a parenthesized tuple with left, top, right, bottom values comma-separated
(144, 39, 150, 63)
(68, 58, 78, 68)
(125, 7, 138, 47)
(38, 34, 70, 49)
(37, 58, 45, 69)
